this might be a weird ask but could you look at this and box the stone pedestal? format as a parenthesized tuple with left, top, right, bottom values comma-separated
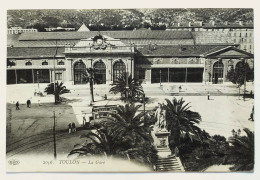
(154, 130, 172, 158)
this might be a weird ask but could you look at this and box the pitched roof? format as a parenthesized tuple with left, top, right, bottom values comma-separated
(203, 22, 254, 29)
(169, 22, 202, 28)
(7, 47, 65, 58)
(136, 45, 229, 57)
(77, 23, 90, 32)
(192, 31, 233, 44)
(18, 30, 193, 41)
(202, 46, 254, 58)
(8, 33, 195, 47)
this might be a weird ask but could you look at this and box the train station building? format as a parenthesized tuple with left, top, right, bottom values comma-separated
(7, 30, 253, 85)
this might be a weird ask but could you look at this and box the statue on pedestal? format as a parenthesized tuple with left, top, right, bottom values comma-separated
(155, 103, 167, 131)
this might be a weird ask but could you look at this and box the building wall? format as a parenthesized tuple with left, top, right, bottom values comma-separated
(229, 29, 254, 53)
(135, 56, 204, 84)
(66, 55, 133, 84)
(204, 58, 247, 84)
(7, 58, 66, 84)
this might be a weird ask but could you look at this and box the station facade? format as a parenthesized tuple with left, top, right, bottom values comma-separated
(7, 30, 253, 85)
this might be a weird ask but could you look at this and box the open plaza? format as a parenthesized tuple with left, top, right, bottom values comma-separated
(6, 82, 254, 160)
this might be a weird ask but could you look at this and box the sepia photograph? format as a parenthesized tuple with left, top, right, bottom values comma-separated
(5, 7, 255, 173)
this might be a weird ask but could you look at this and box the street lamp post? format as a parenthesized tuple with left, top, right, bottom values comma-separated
(160, 70, 162, 87)
(126, 71, 129, 102)
(53, 111, 57, 159)
(243, 59, 247, 101)
(143, 93, 146, 123)
(37, 70, 39, 89)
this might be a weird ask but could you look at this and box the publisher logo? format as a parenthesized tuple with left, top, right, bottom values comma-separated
(8, 159, 20, 166)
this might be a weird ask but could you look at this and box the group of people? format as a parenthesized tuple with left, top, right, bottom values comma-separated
(68, 122, 77, 134)
(15, 99, 31, 110)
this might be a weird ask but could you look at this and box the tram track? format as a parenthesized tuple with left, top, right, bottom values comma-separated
(6, 131, 73, 158)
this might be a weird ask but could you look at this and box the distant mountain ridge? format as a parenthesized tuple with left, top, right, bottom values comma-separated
(7, 9, 253, 31)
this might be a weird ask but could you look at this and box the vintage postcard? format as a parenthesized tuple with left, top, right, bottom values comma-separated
(5, 8, 255, 173)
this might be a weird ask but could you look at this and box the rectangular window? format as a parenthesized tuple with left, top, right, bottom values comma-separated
(234, 39, 236, 43)
(245, 33, 247, 37)
(239, 33, 241, 37)
(55, 73, 62, 80)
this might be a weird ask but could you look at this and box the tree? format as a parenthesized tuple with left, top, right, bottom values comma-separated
(109, 73, 144, 102)
(69, 104, 157, 165)
(84, 68, 96, 104)
(44, 81, 70, 104)
(68, 128, 120, 157)
(227, 62, 253, 98)
(227, 67, 245, 98)
(103, 104, 153, 143)
(164, 98, 202, 152)
(104, 103, 157, 164)
(228, 128, 254, 171)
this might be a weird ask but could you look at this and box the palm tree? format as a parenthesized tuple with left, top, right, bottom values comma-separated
(44, 81, 70, 104)
(102, 103, 157, 164)
(68, 128, 121, 157)
(103, 104, 153, 143)
(228, 128, 254, 171)
(84, 68, 95, 104)
(109, 72, 144, 102)
(164, 98, 202, 151)
(69, 104, 157, 165)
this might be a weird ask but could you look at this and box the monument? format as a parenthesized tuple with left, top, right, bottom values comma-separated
(153, 103, 171, 157)
(152, 103, 185, 171)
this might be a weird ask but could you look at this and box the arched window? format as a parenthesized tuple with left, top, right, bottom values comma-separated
(93, 61, 106, 84)
(74, 61, 86, 84)
(42, 61, 48, 65)
(212, 61, 224, 84)
(25, 61, 32, 66)
(58, 61, 65, 65)
(113, 61, 126, 82)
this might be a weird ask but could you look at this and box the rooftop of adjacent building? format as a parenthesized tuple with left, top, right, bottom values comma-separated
(167, 21, 253, 29)
(7, 30, 237, 48)
(9, 44, 252, 59)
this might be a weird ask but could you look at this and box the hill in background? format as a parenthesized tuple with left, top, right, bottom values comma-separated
(7, 9, 253, 31)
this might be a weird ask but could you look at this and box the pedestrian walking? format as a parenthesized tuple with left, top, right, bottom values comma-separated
(16, 101, 20, 110)
(83, 114, 86, 127)
(27, 99, 31, 108)
(72, 122, 76, 133)
(207, 92, 210, 100)
(68, 123, 72, 134)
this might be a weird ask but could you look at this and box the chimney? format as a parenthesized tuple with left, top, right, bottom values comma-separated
(238, 20, 243, 26)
